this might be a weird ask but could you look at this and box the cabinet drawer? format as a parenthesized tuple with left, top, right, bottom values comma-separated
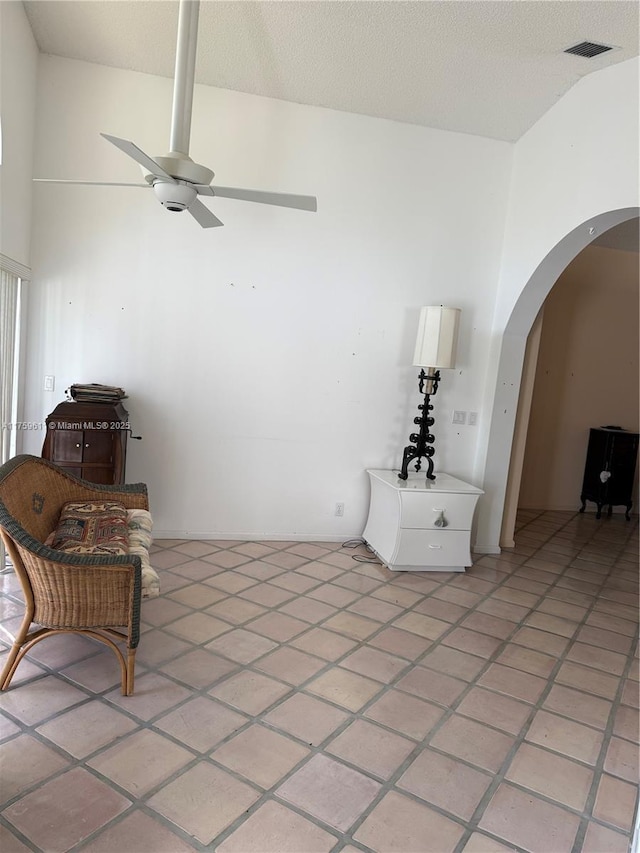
(400, 492, 478, 530)
(394, 529, 472, 567)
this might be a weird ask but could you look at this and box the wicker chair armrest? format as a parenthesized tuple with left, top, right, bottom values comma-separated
(21, 552, 142, 641)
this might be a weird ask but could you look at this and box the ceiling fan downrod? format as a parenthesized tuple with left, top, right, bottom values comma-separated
(170, 0, 200, 156)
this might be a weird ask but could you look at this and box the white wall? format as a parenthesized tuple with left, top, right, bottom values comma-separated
(519, 245, 639, 510)
(16, 33, 640, 546)
(493, 59, 640, 336)
(0, 1, 38, 266)
(23, 55, 512, 538)
(476, 58, 640, 551)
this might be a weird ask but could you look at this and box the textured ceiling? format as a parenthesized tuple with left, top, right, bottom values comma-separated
(22, 0, 639, 142)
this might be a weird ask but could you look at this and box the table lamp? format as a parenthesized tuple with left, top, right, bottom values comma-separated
(399, 306, 461, 481)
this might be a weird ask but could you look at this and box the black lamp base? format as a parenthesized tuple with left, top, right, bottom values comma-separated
(398, 369, 440, 481)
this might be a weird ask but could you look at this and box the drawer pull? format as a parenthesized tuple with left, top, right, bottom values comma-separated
(428, 544, 443, 549)
(433, 510, 448, 528)
(75, 443, 81, 448)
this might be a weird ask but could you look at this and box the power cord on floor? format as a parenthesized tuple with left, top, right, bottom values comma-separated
(341, 537, 382, 563)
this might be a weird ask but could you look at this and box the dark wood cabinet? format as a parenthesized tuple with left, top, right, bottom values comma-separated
(579, 427, 639, 520)
(42, 401, 129, 485)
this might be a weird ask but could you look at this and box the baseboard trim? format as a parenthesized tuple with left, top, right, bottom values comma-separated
(472, 545, 502, 555)
(153, 531, 363, 543)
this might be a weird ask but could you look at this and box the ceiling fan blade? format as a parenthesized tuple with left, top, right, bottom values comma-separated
(193, 184, 216, 196)
(101, 133, 176, 182)
(188, 198, 224, 228)
(207, 185, 317, 212)
(34, 179, 150, 187)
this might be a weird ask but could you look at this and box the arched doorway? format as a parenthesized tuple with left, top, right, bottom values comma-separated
(476, 206, 640, 554)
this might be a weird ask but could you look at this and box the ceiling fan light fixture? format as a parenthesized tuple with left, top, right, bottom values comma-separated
(153, 179, 197, 212)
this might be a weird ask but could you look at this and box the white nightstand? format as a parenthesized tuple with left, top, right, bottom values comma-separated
(362, 469, 483, 572)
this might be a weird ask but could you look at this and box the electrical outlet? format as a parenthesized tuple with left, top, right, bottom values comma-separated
(468, 411, 478, 426)
(452, 410, 466, 425)
(43, 375, 55, 392)
(335, 502, 345, 517)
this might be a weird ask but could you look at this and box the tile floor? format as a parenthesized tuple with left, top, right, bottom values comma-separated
(0, 509, 638, 853)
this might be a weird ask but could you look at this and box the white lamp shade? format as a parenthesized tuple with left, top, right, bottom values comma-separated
(413, 306, 461, 368)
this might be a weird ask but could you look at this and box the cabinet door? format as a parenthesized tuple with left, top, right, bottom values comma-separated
(81, 431, 114, 465)
(608, 434, 639, 504)
(52, 430, 84, 463)
(581, 430, 609, 500)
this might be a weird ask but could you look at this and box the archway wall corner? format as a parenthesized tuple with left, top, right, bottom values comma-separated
(475, 206, 640, 554)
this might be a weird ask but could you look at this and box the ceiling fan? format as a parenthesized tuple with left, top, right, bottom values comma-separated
(35, 0, 317, 228)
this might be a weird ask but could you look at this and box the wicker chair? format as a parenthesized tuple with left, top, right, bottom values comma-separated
(0, 454, 149, 695)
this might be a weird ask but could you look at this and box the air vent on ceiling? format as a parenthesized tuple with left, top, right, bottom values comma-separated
(564, 41, 613, 59)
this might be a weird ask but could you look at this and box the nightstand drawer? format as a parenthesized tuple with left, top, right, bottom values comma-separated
(394, 529, 472, 567)
(401, 492, 477, 530)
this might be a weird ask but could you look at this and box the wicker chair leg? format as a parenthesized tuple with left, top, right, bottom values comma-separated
(0, 641, 24, 690)
(1, 607, 36, 690)
(125, 649, 136, 696)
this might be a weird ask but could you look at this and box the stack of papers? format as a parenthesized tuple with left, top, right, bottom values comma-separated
(69, 384, 127, 403)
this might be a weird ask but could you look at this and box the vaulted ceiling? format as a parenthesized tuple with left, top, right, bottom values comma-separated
(22, 0, 639, 142)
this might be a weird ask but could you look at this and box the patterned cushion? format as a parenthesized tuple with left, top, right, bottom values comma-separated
(50, 501, 129, 555)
